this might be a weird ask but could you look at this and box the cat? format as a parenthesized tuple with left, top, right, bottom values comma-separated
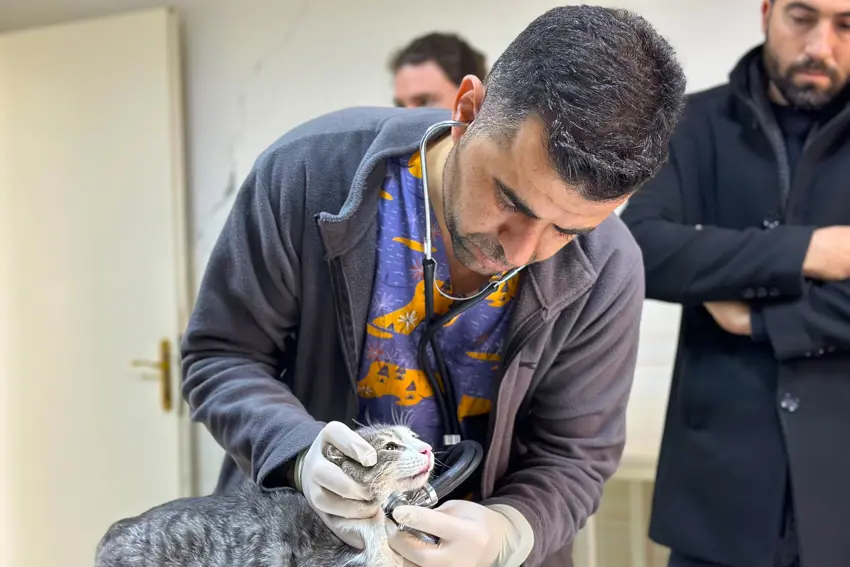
(94, 424, 435, 567)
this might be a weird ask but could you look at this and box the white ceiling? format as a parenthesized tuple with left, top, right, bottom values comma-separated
(0, 0, 177, 33)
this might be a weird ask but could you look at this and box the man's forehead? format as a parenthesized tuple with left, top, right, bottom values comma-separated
(394, 62, 452, 91)
(483, 117, 623, 227)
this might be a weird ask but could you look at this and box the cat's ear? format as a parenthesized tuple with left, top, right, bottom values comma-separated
(323, 444, 346, 467)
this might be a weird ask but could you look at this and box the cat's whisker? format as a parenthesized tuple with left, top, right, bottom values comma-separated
(400, 410, 413, 430)
(360, 408, 374, 429)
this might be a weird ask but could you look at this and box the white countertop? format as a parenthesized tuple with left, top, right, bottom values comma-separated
(615, 299, 680, 481)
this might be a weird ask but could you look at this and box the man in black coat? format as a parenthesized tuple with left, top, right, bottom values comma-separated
(620, 1, 850, 566)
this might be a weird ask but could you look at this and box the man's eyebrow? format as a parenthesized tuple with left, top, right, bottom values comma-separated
(785, 1, 817, 14)
(494, 178, 596, 236)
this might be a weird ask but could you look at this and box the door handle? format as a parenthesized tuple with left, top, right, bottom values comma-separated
(131, 338, 173, 412)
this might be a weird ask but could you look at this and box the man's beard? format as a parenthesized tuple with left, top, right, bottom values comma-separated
(763, 44, 844, 111)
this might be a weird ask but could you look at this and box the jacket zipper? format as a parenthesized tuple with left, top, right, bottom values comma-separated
(481, 309, 546, 496)
(328, 256, 359, 396)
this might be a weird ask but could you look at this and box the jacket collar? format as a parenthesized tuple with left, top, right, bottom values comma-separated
(317, 107, 451, 260)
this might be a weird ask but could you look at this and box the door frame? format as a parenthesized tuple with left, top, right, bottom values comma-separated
(159, 6, 198, 499)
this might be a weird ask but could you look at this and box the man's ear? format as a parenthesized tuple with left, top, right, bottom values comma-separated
(450, 75, 485, 143)
(323, 444, 346, 467)
(761, 0, 772, 34)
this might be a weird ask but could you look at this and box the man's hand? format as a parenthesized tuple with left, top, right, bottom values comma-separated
(386, 500, 533, 567)
(296, 421, 379, 548)
(704, 301, 752, 336)
(802, 226, 850, 281)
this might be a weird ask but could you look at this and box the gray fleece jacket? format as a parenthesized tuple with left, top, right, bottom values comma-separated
(180, 106, 644, 567)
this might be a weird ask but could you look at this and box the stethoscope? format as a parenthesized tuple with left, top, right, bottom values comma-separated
(416, 119, 525, 449)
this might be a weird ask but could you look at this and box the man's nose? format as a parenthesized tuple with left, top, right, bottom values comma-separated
(500, 219, 546, 266)
(805, 22, 836, 61)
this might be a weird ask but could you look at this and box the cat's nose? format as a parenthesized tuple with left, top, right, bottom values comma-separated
(420, 447, 432, 457)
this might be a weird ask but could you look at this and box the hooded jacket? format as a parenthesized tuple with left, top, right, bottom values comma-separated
(181, 106, 646, 567)
(621, 45, 850, 567)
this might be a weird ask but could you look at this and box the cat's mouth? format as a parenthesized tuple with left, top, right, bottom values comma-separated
(405, 456, 434, 480)
(409, 466, 430, 479)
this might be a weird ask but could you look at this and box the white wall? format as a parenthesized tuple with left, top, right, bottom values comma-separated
(184, 0, 765, 494)
(0, 0, 766, 494)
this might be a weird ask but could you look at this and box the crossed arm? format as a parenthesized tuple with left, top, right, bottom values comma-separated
(703, 282, 850, 361)
(619, 144, 850, 362)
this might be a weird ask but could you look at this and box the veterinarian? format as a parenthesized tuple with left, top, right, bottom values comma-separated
(181, 6, 686, 567)
(620, 1, 850, 566)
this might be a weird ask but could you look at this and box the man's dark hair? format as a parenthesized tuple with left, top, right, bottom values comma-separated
(473, 6, 687, 202)
(388, 32, 488, 86)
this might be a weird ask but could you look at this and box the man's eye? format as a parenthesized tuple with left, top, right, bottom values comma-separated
(496, 191, 519, 212)
(790, 14, 814, 26)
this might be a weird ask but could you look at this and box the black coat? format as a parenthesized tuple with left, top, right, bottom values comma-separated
(620, 45, 850, 567)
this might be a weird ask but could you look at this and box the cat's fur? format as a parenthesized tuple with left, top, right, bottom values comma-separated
(94, 424, 434, 567)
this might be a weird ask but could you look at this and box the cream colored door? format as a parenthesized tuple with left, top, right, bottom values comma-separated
(0, 8, 191, 567)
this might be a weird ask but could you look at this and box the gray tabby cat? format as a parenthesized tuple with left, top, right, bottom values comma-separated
(94, 424, 434, 567)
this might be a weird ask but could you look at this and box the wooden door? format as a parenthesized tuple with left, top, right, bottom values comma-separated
(0, 8, 192, 566)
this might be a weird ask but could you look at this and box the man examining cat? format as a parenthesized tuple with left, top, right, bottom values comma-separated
(180, 6, 686, 567)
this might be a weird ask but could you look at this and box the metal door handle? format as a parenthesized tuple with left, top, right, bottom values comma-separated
(131, 338, 173, 412)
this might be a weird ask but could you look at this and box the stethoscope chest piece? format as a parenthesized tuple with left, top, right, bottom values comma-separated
(383, 484, 440, 544)
(381, 439, 485, 545)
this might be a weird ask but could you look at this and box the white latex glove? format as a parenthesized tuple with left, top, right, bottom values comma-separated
(294, 421, 379, 548)
(386, 500, 534, 567)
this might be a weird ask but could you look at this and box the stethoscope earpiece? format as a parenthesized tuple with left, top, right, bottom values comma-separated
(419, 119, 468, 267)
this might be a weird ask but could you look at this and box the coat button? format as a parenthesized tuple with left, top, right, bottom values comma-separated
(780, 393, 799, 413)
(695, 224, 703, 230)
(769, 287, 781, 297)
(756, 287, 767, 298)
(743, 288, 756, 299)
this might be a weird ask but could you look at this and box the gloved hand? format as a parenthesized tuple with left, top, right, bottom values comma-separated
(386, 499, 534, 567)
(294, 421, 379, 548)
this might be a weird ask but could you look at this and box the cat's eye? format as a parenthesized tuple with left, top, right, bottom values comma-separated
(383, 442, 401, 451)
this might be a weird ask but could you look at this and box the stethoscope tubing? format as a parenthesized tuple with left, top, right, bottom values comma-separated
(416, 119, 525, 448)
